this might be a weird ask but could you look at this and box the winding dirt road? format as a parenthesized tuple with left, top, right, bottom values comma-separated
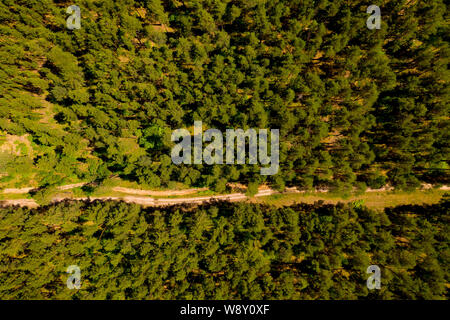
(0, 188, 277, 208)
(1, 184, 448, 208)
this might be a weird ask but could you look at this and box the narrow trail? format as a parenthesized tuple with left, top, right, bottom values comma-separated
(1, 183, 87, 194)
(0, 184, 448, 208)
(1, 183, 206, 196)
(112, 186, 208, 196)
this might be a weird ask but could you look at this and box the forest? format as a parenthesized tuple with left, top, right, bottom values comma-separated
(0, 0, 448, 195)
(0, 197, 448, 299)
(0, 0, 449, 302)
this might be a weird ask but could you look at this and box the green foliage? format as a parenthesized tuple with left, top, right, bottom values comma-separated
(351, 199, 365, 209)
(30, 186, 57, 206)
(0, 197, 448, 299)
(0, 0, 447, 191)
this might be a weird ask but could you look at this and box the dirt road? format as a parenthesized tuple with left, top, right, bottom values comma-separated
(1, 184, 448, 208)
(0, 189, 277, 208)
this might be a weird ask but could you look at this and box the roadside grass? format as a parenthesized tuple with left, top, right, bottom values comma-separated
(252, 189, 447, 210)
(0, 192, 32, 200)
(100, 177, 194, 191)
(74, 186, 125, 199)
(83, 187, 217, 199)
(152, 189, 217, 199)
